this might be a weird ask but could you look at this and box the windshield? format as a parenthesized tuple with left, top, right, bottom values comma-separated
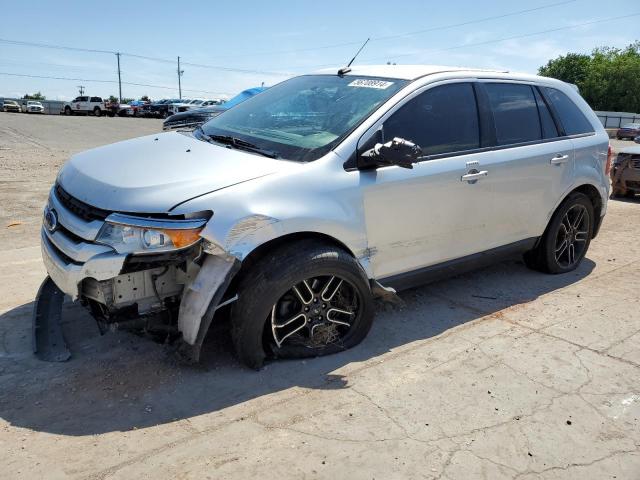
(201, 75, 408, 162)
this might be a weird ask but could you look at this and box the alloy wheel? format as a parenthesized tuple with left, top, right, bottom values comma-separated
(269, 275, 360, 349)
(554, 204, 589, 268)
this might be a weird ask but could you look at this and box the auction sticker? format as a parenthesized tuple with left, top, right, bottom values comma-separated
(348, 79, 394, 89)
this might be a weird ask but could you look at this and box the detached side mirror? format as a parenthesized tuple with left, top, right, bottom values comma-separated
(361, 137, 422, 169)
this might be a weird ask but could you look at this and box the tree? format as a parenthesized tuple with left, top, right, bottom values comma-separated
(140, 95, 150, 102)
(538, 42, 640, 112)
(23, 92, 45, 100)
(107, 95, 119, 103)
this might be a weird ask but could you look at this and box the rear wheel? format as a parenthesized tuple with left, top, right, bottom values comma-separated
(93, 107, 101, 117)
(523, 192, 593, 274)
(230, 240, 374, 369)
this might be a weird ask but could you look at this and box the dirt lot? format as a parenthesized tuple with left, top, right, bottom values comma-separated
(0, 113, 639, 479)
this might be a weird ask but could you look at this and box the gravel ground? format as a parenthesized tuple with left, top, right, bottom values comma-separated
(0, 113, 638, 479)
(0, 113, 163, 248)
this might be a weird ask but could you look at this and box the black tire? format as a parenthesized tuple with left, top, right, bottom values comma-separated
(523, 192, 594, 274)
(625, 190, 636, 198)
(230, 239, 374, 369)
(93, 107, 101, 117)
(616, 136, 622, 140)
(64, 106, 72, 116)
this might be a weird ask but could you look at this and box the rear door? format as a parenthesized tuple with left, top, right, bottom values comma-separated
(476, 81, 575, 244)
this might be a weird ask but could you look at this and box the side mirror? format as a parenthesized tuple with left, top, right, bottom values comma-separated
(361, 137, 422, 169)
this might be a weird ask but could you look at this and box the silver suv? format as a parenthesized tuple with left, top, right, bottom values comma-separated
(37, 65, 611, 368)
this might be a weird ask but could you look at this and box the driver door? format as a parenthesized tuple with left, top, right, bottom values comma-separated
(360, 81, 497, 280)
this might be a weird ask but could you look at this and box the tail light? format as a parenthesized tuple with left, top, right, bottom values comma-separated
(605, 144, 613, 175)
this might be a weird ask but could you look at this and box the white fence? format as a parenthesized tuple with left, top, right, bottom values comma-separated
(596, 111, 640, 128)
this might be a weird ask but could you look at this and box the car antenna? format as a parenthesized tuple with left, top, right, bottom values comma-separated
(338, 38, 370, 76)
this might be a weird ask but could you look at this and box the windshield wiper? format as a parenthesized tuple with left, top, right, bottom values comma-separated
(196, 128, 280, 159)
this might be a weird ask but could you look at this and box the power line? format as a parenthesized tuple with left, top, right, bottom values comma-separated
(0, 0, 576, 69)
(193, 0, 578, 60)
(0, 72, 230, 96)
(315, 12, 640, 67)
(0, 37, 292, 76)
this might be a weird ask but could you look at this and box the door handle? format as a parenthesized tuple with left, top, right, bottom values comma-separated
(461, 170, 488, 182)
(550, 154, 569, 165)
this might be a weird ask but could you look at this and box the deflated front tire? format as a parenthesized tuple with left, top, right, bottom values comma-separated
(230, 239, 374, 369)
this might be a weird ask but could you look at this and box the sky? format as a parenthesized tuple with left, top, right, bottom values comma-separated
(0, 0, 638, 101)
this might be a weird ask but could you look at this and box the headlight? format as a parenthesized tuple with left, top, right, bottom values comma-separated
(96, 213, 207, 254)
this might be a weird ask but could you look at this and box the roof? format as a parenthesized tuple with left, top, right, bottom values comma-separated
(313, 64, 509, 80)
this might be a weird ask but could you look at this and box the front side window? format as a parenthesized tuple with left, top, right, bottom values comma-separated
(543, 87, 594, 135)
(485, 83, 541, 145)
(79, 96, 89, 102)
(383, 82, 480, 156)
(202, 75, 408, 162)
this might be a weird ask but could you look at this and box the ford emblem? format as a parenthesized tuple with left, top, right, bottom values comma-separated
(44, 207, 58, 233)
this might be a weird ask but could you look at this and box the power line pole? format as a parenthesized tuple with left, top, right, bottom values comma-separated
(177, 56, 183, 99)
(116, 52, 122, 103)
(77, 85, 85, 95)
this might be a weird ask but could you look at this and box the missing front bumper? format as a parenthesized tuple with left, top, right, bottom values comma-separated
(33, 276, 70, 362)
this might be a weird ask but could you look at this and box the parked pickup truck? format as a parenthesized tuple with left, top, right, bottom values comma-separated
(35, 65, 610, 369)
(62, 96, 108, 116)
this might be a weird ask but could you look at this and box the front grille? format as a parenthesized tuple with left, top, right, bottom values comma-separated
(55, 184, 111, 222)
(626, 180, 640, 189)
(632, 158, 640, 170)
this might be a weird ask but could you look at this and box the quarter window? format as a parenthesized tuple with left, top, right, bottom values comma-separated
(485, 83, 541, 145)
(542, 87, 594, 135)
(533, 88, 559, 139)
(383, 83, 480, 156)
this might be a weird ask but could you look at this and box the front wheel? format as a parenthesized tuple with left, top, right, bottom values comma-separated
(64, 106, 72, 116)
(230, 240, 374, 369)
(523, 192, 593, 274)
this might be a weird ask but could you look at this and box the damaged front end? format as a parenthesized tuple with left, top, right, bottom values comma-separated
(34, 185, 239, 362)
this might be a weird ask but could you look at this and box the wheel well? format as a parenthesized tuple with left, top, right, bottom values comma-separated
(571, 184, 603, 238)
(225, 232, 359, 299)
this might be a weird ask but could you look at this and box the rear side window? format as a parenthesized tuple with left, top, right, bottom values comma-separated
(90, 96, 101, 102)
(542, 87, 594, 135)
(383, 83, 480, 156)
(533, 88, 559, 139)
(485, 83, 540, 145)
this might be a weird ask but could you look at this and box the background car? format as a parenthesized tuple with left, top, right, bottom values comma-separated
(616, 123, 640, 140)
(25, 101, 45, 114)
(611, 145, 640, 198)
(163, 87, 265, 130)
(2, 100, 21, 112)
(140, 99, 181, 118)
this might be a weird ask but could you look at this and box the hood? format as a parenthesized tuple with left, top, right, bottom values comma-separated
(57, 132, 295, 213)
